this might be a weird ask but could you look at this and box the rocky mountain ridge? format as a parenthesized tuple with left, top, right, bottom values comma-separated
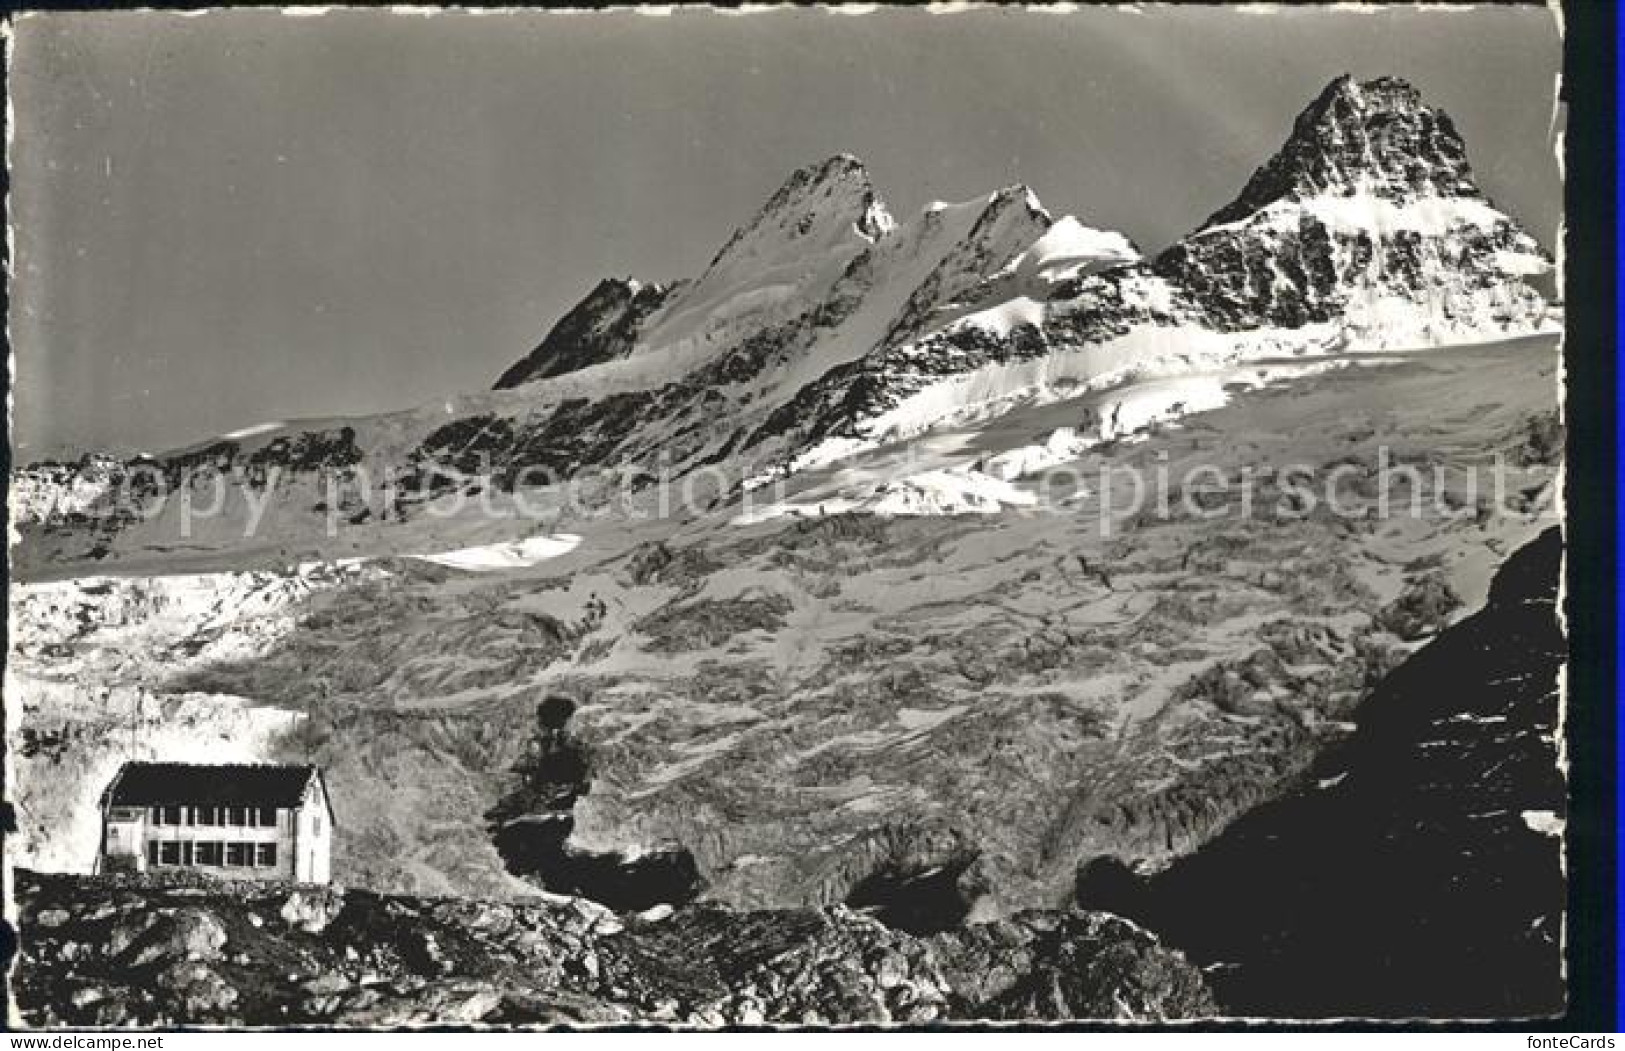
(14, 76, 1556, 572)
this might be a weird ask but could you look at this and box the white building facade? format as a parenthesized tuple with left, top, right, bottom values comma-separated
(99, 762, 333, 884)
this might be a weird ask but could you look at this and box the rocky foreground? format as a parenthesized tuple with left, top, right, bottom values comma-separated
(12, 870, 1214, 1027)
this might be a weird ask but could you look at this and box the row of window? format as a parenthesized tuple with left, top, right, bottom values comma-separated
(148, 805, 279, 828)
(146, 840, 278, 868)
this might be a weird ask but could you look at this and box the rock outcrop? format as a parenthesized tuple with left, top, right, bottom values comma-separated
(494, 278, 679, 388)
(12, 870, 1215, 1026)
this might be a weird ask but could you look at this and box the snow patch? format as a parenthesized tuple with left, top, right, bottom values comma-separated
(220, 421, 289, 440)
(896, 705, 967, 731)
(413, 534, 582, 572)
(981, 427, 1092, 481)
(733, 466, 1035, 524)
(1007, 215, 1140, 282)
(866, 468, 1038, 516)
(1493, 250, 1554, 277)
(1198, 192, 1511, 241)
(1520, 810, 1564, 837)
(958, 295, 1048, 338)
(854, 321, 1343, 453)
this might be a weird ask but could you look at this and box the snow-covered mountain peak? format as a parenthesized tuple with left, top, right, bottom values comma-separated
(1200, 74, 1480, 232)
(586, 155, 897, 371)
(1154, 75, 1552, 339)
(698, 154, 896, 280)
(981, 183, 1053, 227)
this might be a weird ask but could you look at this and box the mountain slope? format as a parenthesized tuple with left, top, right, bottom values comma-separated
(1077, 527, 1565, 1018)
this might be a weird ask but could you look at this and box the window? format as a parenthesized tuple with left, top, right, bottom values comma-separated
(255, 844, 278, 868)
(225, 843, 249, 867)
(162, 806, 183, 826)
(258, 807, 277, 827)
(150, 807, 164, 825)
(110, 808, 141, 822)
(196, 842, 222, 866)
(146, 841, 159, 865)
(228, 807, 248, 827)
(158, 842, 181, 866)
(314, 814, 322, 835)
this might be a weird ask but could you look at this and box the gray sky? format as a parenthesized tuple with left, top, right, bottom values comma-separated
(10, 5, 1562, 459)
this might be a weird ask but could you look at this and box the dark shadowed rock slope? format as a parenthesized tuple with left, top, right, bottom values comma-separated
(1076, 527, 1566, 1019)
(494, 278, 679, 388)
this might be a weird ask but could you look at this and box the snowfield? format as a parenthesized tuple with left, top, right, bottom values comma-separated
(8, 335, 1564, 911)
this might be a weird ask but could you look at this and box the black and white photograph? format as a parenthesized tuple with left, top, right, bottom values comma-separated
(4, 2, 1575, 1029)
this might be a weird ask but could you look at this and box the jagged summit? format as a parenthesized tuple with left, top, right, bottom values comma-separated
(493, 155, 893, 389)
(1200, 74, 1480, 230)
(985, 182, 1052, 223)
(493, 275, 677, 389)
(700, 153, 896, 279)
(1153, 74, 1550, 335)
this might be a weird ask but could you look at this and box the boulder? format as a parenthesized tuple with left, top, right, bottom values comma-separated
(106, 912, 160, 957)
(68, 986, 104, 1008)
(280, 888, 344, 934)
(327, 980, 504, 1026)
(154, 960, 239, 1020)
(302, 973, 354, 996)
(124, 909, 228, 967)
(35, 908, 71, 928)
